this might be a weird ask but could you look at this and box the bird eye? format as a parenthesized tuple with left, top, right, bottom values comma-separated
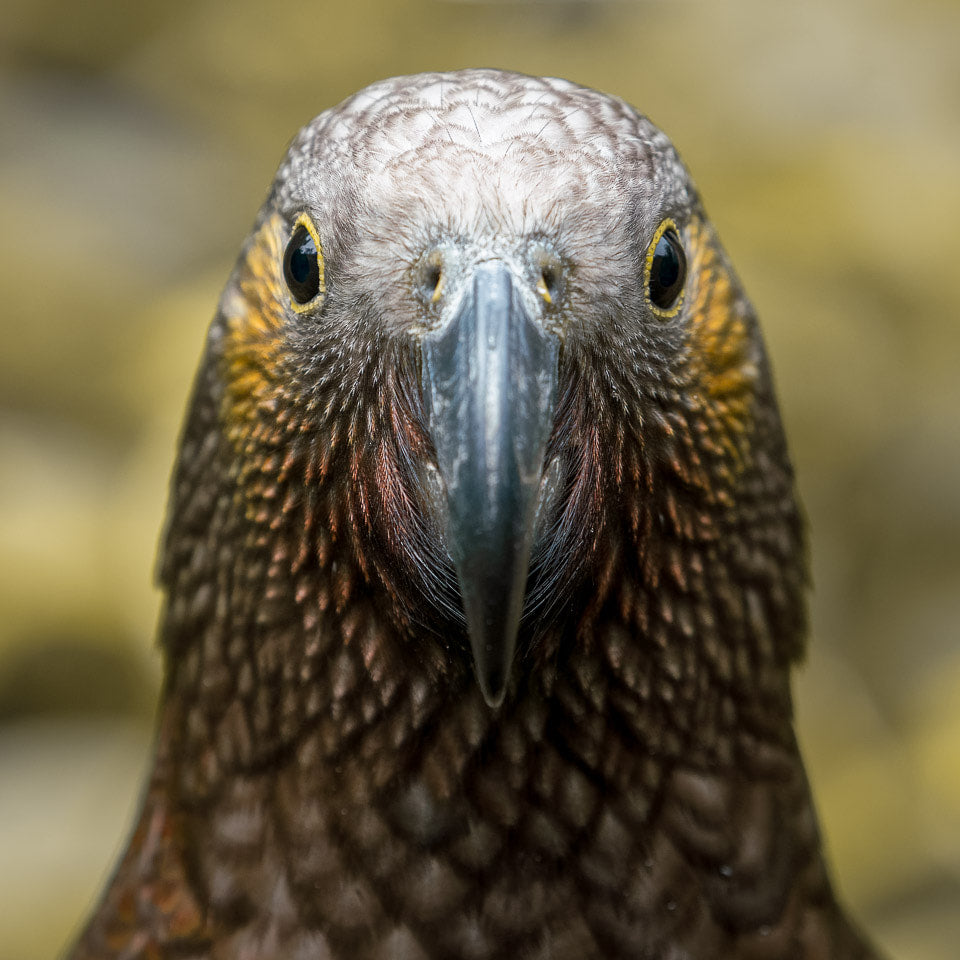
(645, 220, 686, 316)
(283, 215, 324, 307)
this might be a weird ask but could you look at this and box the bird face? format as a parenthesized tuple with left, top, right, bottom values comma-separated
(163, 70, 804, 750)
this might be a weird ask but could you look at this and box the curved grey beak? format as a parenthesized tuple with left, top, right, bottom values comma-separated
(422, 260, 559, 707)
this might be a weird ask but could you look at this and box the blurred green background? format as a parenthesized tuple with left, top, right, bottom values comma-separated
(1, 1, 958, 957)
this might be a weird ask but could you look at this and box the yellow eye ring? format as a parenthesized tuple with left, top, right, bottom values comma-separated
(644, 218, 687, 318)
(283, 213, 325, 312)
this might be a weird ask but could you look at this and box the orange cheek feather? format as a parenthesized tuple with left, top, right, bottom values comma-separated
(685, 218, 757, 472)
(221, 214, 290, 444)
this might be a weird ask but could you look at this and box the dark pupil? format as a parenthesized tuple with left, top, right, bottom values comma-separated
(290, 241, 313, 283)
(284, 225, 320, 303)
(649, 229, 686, 310)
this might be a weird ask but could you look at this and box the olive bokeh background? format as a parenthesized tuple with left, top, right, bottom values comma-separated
(1, 1, 958, 958)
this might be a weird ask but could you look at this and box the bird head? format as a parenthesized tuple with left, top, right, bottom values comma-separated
(159, 71, 805, 779)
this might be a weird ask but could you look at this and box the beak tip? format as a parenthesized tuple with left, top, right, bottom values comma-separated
(467, 613, 517, 708)
(478, 664, 509, 709)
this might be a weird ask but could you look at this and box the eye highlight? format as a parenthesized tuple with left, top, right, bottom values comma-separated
(644, 219, 687, 316)
(283, 214, 325, 308)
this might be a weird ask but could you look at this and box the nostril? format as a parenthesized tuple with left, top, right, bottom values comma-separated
(418, 249, 446, 304)
(426, 264, 443, 300)
(540, 266, 558, 301)
(532, 245, 563, 307)
(536, 264, 561, 306)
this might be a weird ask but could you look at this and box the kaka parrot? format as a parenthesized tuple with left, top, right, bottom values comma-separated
(68, 70, 884, 960)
